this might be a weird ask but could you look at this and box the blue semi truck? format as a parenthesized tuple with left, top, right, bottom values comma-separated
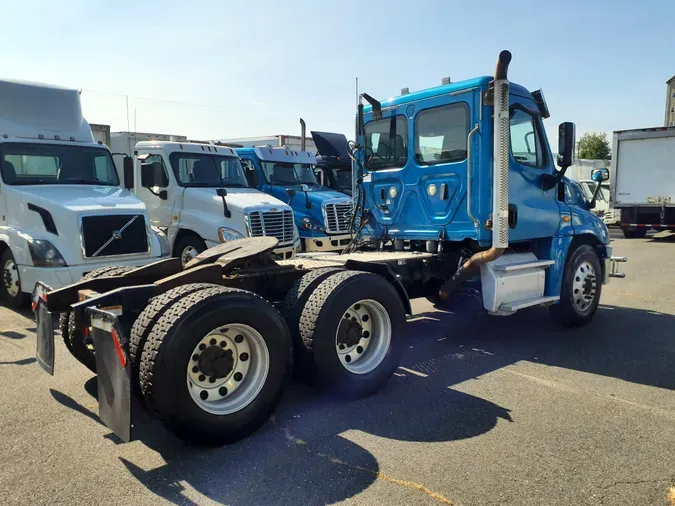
(236, 143, 353, 253)
(33, 50, 626, 446)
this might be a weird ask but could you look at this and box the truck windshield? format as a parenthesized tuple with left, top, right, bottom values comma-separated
(364, 115, 408, 170)
(261, 161, 318, 186)
(0, 143, 119, 186)
(169, 153, 249, 188)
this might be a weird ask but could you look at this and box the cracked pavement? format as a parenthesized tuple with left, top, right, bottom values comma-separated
(1, 230, 674, 505)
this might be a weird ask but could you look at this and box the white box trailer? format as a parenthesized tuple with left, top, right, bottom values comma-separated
(90, 124, 110, 147)
(610, 126, 675, 237)
(216, 135, 316, 152)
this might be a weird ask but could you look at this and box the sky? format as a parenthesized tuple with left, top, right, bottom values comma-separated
(2, 0, 674, 151)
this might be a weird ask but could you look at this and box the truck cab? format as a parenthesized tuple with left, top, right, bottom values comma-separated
(0, 80, 165, 307)
(310, 131, 354, 196)
(355, 51, 625, 317)
(237, 146, 353, 252)
(115, 140, 298, 265)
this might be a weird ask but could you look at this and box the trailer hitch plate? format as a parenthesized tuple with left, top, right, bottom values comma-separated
(88, 308, 132, 443)
(34, 282, 55, 375)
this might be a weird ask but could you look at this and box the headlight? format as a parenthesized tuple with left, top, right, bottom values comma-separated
(301, 216, 324, 232)
(219, 227, 245, 242)
(151, 226, 170, 257)
(27, 239, 67, 267)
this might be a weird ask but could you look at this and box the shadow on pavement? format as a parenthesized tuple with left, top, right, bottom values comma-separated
(49, 295, 673, 505)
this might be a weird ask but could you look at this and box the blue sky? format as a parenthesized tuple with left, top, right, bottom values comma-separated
(2, 0, 674, 150)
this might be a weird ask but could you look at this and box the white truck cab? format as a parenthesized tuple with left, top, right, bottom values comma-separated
(0, 80, 166, 307)
(111, 138, 298, 265)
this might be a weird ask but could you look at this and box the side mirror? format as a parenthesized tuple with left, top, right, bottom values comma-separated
(216, 187, 227, 197)
(557, 122, 576, 169)
(285, 188, 297, 198)
(591, 168, 609, 182)
(300, 184, 310, 193)
(140, 162, 168, 189)
(122, 156, 134, 190)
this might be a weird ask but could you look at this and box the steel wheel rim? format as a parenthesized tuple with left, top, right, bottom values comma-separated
(335, 299, 391, 375)
(572, 260, 597, 313)
(3, 259, 20, 298)
(186, 323, 269, 415)
(181, 246, 198, 267)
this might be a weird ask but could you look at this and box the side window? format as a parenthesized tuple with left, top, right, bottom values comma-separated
(240, 159, 259, 187)
(415, 103, 469, 165)
(145, 154, 169, 187)
(364, 115, 408, 170)
(510, 109, 544, 167)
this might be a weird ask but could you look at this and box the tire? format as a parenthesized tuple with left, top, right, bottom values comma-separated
(281, 268, 343, 378)
(298, 270, 406, 399)
(549, 244, 602, 328)
(175, 235, 207, 267)
(622, 227, 647, 239)
(129, 283, 217, 382)
(139, 286, 292, 445)
(60, 265, 133, 372)
(1, 249, 29, 309)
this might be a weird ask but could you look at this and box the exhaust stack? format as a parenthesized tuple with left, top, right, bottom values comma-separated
(300, 118, 306, 151)
(439, 50, 512, 300)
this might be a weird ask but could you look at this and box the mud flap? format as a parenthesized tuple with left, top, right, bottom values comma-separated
(33, 282, 55, 375)
(88, 308, 132, 443)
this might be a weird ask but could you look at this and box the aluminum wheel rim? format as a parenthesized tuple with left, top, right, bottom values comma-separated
(572, 261, 597, 313)
(3, 259, 20, 298)
(186, 323, 269, 415)
(335, 299, 391, 375)
(181, 246, 198, 267)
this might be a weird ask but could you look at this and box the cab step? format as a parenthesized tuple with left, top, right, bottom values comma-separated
(500, 295, 559, 312)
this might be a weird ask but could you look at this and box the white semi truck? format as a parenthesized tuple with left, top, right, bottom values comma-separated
(0, 80, 166, 307)
(110, 133, 298, 264)
(610, 126, 675, 237)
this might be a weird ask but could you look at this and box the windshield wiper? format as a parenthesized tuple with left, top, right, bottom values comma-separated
(60, 179, 115, 185)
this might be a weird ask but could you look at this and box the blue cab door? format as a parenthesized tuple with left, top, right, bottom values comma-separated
(364, 89, 481, 241)
(506, 93, 562, 242)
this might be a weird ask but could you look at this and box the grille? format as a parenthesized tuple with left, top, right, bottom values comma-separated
(323, 200, 353, 234)
(247, 209, 294, 245)
(81, 214, 148, 258)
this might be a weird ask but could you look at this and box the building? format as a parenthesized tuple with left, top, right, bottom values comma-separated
(214, 135, 316, 152)
(666, 75, 675, 126)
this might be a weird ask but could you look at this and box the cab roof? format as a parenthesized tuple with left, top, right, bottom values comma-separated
(363, 76, 531, 112)
(135, 140, 239, 156)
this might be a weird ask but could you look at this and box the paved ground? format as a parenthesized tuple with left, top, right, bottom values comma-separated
(1, 231, 674, 506)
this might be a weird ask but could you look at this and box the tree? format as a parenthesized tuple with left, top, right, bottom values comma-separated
(577, 131, 611, 160)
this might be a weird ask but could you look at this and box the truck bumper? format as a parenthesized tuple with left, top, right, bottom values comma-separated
(603, 246, 627, 283)
(303, 234, 351, 252)
(19, 257, 161, 295)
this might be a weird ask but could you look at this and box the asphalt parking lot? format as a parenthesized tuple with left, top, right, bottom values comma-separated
(1, 231, 674, 506)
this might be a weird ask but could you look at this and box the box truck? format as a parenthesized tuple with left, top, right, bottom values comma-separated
(610, 126, 675, 237)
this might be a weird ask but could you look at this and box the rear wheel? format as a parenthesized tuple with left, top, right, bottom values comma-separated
(60, 265, 133, 372)
(622, 227, 647, 238)
(139, 286, 292, 445)
(281, 267, 343, 377)
(298, 271, 405, 399)
(129, 283, 217, 383)
(550, 244, 602, 328)
(1, 249, 29, 309)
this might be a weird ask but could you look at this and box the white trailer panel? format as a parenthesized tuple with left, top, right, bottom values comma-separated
(612, 129, 675, 206)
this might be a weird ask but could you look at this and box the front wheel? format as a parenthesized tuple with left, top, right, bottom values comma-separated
(175, 235, 207, 267)
(139, 286, 292, 445)
(550, 244, 602, 328)
(299, 271, 406, 399)
(1, 249, 29, 308)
